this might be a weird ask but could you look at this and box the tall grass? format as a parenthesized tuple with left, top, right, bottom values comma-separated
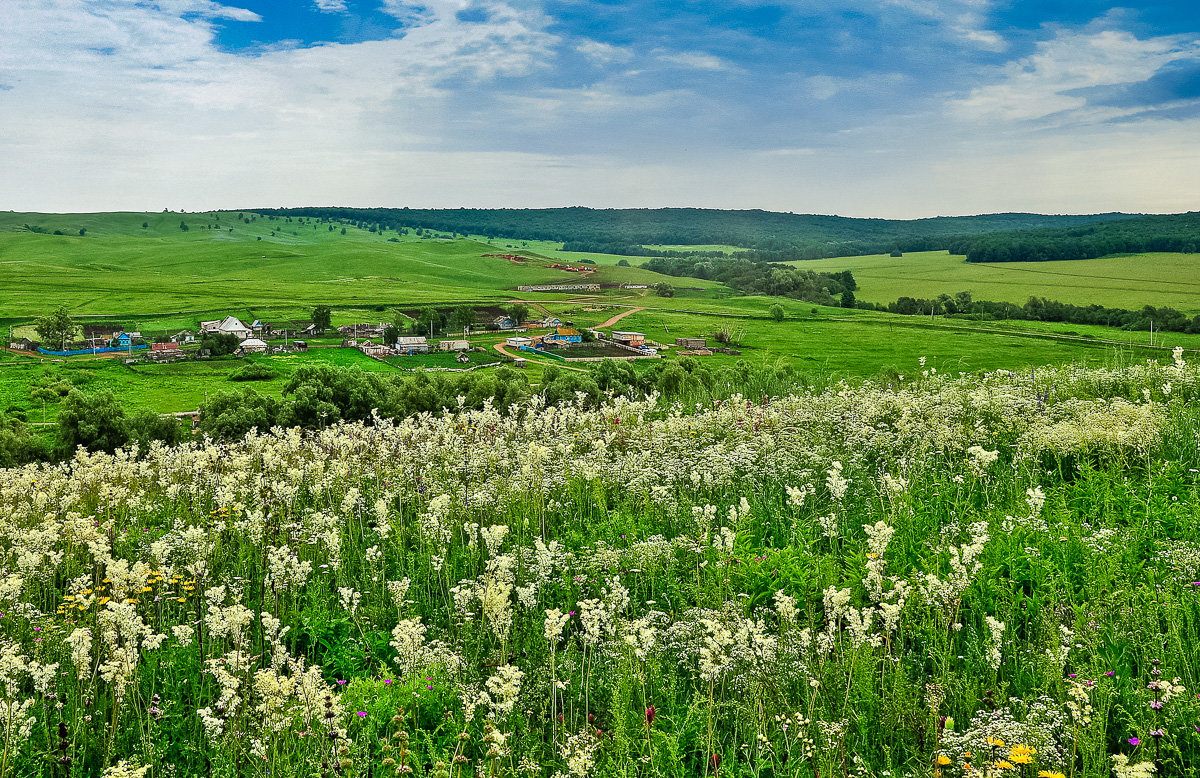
(0, 358, 1197, 776)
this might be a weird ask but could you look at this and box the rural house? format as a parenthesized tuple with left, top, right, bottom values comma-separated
(170, 330, 196, 344)
(395, 336, 430, 354)
(493, 315, 515, 330)
(548, 327, 582, 343)
(237, 338, 269, 355)
(8, 337, 34, 351)
(506, 336, 532, 348)
(203, 316, 252, 340)
(541, 317, 562, 328)
(612, 331, 647, 347)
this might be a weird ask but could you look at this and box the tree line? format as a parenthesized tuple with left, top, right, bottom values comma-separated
(947, 212, 1200, 262)
(640, 256, 856, 305)
(253, 206, 1131, 259)
(875, 291, 1200, 333)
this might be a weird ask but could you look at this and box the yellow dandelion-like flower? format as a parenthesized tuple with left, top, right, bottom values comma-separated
(1038, 772, 1065, 778)
(97, 596, 110, 605)
(994, 760, 1015, 772)
(176, 597, 187, 603)
(141, 587, 154, 593)
(937, 755, 952, 766)
(986, 737, 1006, 748)
(124, 598, 138, 604)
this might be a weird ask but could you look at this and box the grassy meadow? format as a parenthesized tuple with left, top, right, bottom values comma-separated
(784, 250, 1200, 312)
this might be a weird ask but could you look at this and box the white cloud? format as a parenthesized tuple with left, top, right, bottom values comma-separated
(657, 51, 731, 72)
(952, 26, 1200, 123)
(576, 40, 633, 65)
(312, 0, 348, 12)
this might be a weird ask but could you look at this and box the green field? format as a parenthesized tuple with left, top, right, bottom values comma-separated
(7, 212, 1200, 417)
(786, 250, 1200, 311)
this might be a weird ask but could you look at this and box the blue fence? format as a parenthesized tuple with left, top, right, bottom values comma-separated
(37, 345, 148, 357)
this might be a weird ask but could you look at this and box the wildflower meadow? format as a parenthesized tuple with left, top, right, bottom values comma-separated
(2, 354, 1200, 777)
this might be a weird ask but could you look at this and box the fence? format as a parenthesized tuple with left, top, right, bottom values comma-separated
(37, 345, 148, 356)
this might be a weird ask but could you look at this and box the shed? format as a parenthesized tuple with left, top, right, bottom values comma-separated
(395, 336, 430, 354)
(506, 336, 532, 348)
(612, 331, 646, 347)
(438, 340, 470, 351)
(675, 337, 707, 349)
(237, 338, 269, 355)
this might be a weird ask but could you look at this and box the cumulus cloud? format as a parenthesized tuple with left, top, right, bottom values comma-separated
(312, 0, 348, 12)
(952, 26, 1200, 123)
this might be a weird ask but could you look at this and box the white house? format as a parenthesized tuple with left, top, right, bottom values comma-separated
(203, 316, 252, 340)
(506, 336, 532, 348)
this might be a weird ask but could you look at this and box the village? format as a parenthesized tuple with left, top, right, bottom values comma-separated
(6, 307, 735, 368)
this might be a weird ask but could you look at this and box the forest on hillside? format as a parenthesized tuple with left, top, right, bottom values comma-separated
(255, 207, 1134, 259)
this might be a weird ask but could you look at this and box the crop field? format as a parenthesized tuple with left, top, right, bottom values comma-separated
(785, 251, 1200, 312)
(0, 359, 1197, 776)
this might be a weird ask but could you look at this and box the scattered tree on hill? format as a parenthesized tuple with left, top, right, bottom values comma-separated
(0, 416, 47, 467)
(35, 305, 77, 350)
(179, 221, 189, 231)
(617, 259, 630, 267)
(653, 282, 675, 298)
(141, 222, 148, 229)
(413, 307, 447, 337)
(78, 228, 86, 236)
(311, 305, 332, 334)
(841, 290, 857, 309)
(770, 303, 785, 322)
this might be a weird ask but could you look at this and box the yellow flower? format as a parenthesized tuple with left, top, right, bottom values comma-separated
(986, 737, 1006, 748)
(176, 597, 187, 603)
(1038, 772, 1065, 778)
(97, 596, 110, 605)
(141, 587, 154, 593)
(994, 760, 1015, 772)
(937, 755, 952, 766)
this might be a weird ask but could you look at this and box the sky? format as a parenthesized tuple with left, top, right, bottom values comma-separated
(2, 0, 1200, 218)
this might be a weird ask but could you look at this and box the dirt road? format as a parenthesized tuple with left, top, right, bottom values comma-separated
(595, 307, 645, 329)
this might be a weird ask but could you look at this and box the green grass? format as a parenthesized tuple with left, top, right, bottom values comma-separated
(784, 249, 1200, 311)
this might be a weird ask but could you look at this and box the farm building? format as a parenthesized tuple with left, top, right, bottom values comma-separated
(395, 336, 430, 354)
(612, 331, 647, 347)
(548, 328, 582, 343)
(493, 316, 515, 330)
(237, 338, 269, 355)
(251, 320, 274, 337)
(456, 352, 471, 364)
(202, 316, 252, 340)
(151, 342, 180, 352)
(8, 338, 34, 351)
(438, 340, 470, 351)
(506, 336, 532, 348)
(292, 340, 308, 352)
(338, 323, 385, 338)
(359, 341, 393, 358)
(170, 330, 196, 344)
(675, 337, 707, 349)
(541, 317, 562, 328)
(111, 332, 138, 347)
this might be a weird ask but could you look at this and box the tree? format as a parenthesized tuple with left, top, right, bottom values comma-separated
(141, 222, 149, 229)
(841, 290, 857, 309)
(383, 323, 400, 344)
(198, 389, 280, 440)
(506, 303, 530, 326)
(452, 305, 475, 335)
(35, 305, 77, 350)
(311, 305, 333, 334)
(413, 307, 446, 337)
(0, 416, 47, 467)
(770, 304, 785, 322)
(617, 259, 631, 267)
(56, 389, 129, 456)
(179, 221, 189, 231)
(202, 332, 241, 356)
(78, 228, 86, 236)
(653, 282, 675, 298)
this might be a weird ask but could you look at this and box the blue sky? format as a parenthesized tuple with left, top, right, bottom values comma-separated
(2, 0, 1199, 216)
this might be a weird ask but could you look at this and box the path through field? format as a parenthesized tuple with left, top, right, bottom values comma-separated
(595, 307, 645, 329)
